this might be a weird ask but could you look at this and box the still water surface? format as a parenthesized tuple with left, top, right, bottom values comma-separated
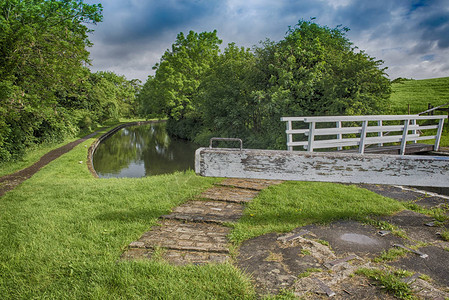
(93, 122, 198, 178)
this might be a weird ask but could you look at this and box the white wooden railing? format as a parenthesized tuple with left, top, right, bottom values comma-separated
(281, 115, 447, 155)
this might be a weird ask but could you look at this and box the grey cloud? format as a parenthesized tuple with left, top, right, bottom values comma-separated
(97, 0, 222, 44)
(85, 0, 449, 81)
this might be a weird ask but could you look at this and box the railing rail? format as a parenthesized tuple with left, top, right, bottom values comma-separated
(281, 115, 447, 155)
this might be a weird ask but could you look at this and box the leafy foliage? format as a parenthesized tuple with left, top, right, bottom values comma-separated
(139, 21, 392, 149)
(138, 30, 222, 122)
(0, 1, 141, 162)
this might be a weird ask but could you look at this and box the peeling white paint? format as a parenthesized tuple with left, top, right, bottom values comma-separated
(195, 148, 449, 187)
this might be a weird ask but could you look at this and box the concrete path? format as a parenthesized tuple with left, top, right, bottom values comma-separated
(121, 178, 282, 265)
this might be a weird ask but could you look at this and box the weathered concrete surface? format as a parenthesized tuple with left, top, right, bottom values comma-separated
(390, 246, 449, 287)
(216, 178, 284, 190)
(380, 210, 446, 243)
(236, 227, 398, 298)
(130, 220, 231, 253)
(121, 248, 229, 265)
(237, 218, 449, 299)
(297, 221, 405, 258)
(195, 148, 449, 187)
(236, 187, 449, 298)
(198, 186, 260, 203)
(122, 179, 264, 266)
(161, 200, 244, 224)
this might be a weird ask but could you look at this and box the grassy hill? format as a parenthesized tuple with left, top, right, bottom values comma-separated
(390, 77, 449, 114)
(389, 77, 449, 147)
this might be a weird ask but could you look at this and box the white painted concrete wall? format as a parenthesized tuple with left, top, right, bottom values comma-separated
(195, 148, 449, 187)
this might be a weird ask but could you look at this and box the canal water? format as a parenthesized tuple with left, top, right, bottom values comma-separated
(93, 122, 198, 178)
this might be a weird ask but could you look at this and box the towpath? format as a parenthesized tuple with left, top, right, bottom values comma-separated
(0, 131, 100, 197)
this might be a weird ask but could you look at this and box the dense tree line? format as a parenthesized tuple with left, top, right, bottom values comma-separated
(139, 21, 392, 149)
(0, 0, 140, 162)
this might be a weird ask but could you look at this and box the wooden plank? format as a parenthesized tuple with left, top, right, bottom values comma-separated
(303, 115, 447, 122)
(400, 119, 410, 155)
(341, 143, 434, 155)
(195, 148, 449, 187)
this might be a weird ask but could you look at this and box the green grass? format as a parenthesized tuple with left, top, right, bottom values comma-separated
(230, 181, 405, 244)
(0, 138, 80, 178)
(0, 119, 131, 178)
(0, 135, 256, 299)
(390, 77, 449, 114)
(356, 268, 416, 299)
(0, 120, 408, 299)
(373, 247, 409, 263)
(441, 229, 449, 242)
(389, 77, 449, 147)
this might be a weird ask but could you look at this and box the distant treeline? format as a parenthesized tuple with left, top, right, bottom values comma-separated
(0, 0, 140, 162)
(138, 21, 392, 149)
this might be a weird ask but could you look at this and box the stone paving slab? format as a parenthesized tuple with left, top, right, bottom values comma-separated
(130, 220, 231, 253)
(295, 220, 405, 258)
(121, 248, 230, 265)
(198, 186, 260, 203)
(161, 200, 244, 224)
(380, 210, 446, 243)
(390, 245, 449, 287)
(217, 178, 283, 191)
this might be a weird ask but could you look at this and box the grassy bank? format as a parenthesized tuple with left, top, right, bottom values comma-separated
(0, 124, 407, 299)
(0, 134, 257, 299)
(0, 119, 148, 178)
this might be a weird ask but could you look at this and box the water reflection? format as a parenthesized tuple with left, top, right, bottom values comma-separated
(93, 122, 198, 177)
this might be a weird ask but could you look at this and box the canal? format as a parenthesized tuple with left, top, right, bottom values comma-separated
(93, 122, 198, 178)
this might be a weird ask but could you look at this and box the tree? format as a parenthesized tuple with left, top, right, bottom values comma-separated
(250, 20, 391, 148)
(0, 0, 103, 161)
(139, 21, 391, 149)
(196, 43, 263, 144)
(139, 30, 222, 124)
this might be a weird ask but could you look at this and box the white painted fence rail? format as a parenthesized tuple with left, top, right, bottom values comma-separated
(281, 115, 447, 155)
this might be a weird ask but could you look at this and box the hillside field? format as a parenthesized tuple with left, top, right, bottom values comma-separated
(390, 77, 449, 114)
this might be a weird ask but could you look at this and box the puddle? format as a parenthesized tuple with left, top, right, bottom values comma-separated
(339, 233, 379, 245)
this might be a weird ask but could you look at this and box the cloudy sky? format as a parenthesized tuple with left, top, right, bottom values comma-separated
(85, 0, 449, 82)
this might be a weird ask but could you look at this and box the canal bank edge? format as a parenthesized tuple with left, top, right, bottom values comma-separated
(87, 120, 164, 178)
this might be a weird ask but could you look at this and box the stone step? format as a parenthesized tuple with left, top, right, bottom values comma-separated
(198, 186, 260, 203)
(216, 178, 283, 191)
(161, 200, 244, 224)
(121, 248, 230, 266)
(128, 220, 231, 253)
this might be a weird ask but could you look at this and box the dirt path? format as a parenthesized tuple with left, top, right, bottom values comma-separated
(0, 131, 99, 197)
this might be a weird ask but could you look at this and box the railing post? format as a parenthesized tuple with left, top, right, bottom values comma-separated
(307, 122, 315, 152)
(400, 119, 410, 155)
(358, 121, 368, 154)
(336, 121, 342, 150)
(377, 120, 383, 147)
(411, 119, 417, 144)
(434, 118, 445, 151)
(286, 120, 293, 151)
